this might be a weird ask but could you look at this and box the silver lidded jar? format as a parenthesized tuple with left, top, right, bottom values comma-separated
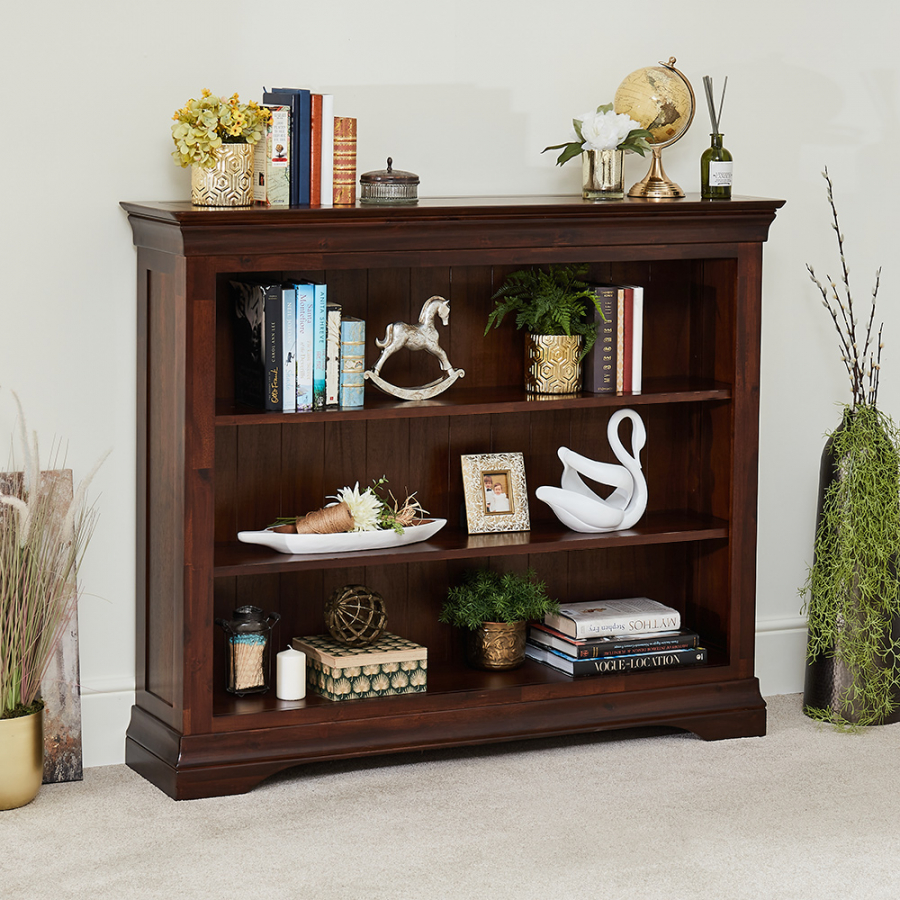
(360, 157, 419, 204)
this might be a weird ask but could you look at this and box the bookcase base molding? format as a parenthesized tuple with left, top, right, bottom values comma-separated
(122, 194, 783, 800)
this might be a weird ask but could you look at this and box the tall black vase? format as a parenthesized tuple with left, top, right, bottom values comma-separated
(803, 412, 900, 724)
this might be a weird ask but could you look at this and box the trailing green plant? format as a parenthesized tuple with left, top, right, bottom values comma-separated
(439, 568, 560, 630)
(484, 264, 605, 359)
(800, 168, 900, 727)
(0, 391, 104, 719)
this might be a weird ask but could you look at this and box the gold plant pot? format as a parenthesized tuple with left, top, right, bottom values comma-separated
(466, 621, 527, 670)
(525, 334, 582, 394)
(191, 143, 254, 207)
(0, 706, 44, 810)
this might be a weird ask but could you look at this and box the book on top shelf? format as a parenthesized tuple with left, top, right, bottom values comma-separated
(333, 116, 357, 205)
(309, 93, 323, 205)
(319, 94, 334, 208)
(253, 105, 290, 208)
(527, 623, 700, 660)
(262, 87, 311, 205)
(543, 597, 681, 640)
(525, 641, 707, 677)
(231, 280, 283, 411)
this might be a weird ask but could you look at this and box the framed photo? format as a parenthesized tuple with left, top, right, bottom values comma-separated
(461, 452, 531, 534)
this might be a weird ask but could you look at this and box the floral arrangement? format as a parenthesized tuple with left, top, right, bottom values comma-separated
(543, 104, 652, 166)
(269, 478, 427, 536)
(171, 89, 271, 169)
(1, 392, 104, 719)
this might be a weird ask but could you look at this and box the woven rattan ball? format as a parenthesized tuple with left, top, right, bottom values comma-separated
(325, 584, 387, 647)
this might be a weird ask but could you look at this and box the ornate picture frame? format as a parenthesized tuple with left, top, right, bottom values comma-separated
(461, 452, 531, 534)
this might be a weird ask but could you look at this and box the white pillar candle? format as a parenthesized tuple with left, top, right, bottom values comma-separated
(276, 645, 306, 700)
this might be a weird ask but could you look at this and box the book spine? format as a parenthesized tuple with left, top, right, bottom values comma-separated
(528, 626, 699, 659)
(325, 302, 342, 406)
(616, 287, 626, 392)
(320, 94, 334, 208)
(333, 116, 357, 205)
(263, 284, 283, 411)
(340, 317, 366, 407)
(312, 284, 327, 409)
(584, 286, 617, 393)
(310, 94, 322, 205)
(622, 287, 633, 393)
(526, 642, 707, 676)
(295, 284, 315, 410)
(631, 285, 643, 393)
(282, 286, 297, 411)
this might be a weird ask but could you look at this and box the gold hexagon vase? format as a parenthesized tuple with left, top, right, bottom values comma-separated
(0, 706, 44, 810)
(525, 334, 582, 394)
(191, 144, 254, 207)
(466, 621, 527, 670)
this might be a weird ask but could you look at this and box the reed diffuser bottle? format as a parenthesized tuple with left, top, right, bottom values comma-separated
(701, 75, 732, 200)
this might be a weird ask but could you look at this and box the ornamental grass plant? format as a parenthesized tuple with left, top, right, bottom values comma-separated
(0, 392, 103, 719)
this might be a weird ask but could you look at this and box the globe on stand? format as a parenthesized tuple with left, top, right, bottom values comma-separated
(614, 57, 695, 199)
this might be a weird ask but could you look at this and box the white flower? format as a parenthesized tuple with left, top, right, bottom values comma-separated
(577, 109, 644, 152)
(331, 482, 382, 531)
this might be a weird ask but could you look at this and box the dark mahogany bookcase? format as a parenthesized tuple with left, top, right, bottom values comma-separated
(121, 194, 784, 799)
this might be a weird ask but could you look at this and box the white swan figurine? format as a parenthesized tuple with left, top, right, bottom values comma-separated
(535, 408, 648, 533)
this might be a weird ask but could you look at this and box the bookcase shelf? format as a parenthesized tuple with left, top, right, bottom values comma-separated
(123, 194, 783, 800)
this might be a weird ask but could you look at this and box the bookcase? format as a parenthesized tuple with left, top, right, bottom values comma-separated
(122, 194, 784, 800)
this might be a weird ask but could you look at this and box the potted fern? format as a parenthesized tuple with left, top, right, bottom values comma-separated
(484, 263, 604, 394)
(800, 169, 900, 727)
(0, 392, 103, 808)
(439, 568, 560, 670)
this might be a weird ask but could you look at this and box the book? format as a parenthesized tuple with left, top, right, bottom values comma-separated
(253, 105, 290, 208)
(310, 283, 328, 408)
(325, 302, 342, 406)
(309, 93, 322, 205)
(281, 285, 297, 411)
(543, 597, 681, 639)
(623, 283, 643, 393)
(525, 640, 707, 676)
(616, 286, 627, 391)
(583, 285, 618, 393)
(333, 116, 357, 205)
(528, 622, 700, 660)
(340, 317, 366, 407)
(231, 280, 283, 410)
(262, 87, 311, 205)
(319, 94, 334, 208)
(295, 283, 315, 410)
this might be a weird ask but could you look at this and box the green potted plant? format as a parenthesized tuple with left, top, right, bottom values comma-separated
(484, 263, 605, 394)
(171, 89, 271, 207)
(439, 568, 560, 670)
(800, 168, 900, 728)
(0, 392, 103, 808)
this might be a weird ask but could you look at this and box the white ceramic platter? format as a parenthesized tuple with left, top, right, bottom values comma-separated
(237, 517, 447, 555)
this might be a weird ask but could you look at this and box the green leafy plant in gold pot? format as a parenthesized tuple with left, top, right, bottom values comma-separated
(484, 263, 604, 394)
(800, 169, 900, 728)
(439, 568, 560, 670)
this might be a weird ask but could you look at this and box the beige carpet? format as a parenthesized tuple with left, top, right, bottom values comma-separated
(2, 693, 898, 900)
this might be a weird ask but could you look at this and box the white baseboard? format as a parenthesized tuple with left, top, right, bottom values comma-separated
(81, 686, 134, 768)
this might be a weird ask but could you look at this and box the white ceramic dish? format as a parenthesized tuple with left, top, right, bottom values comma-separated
(238, 517, 447, 555)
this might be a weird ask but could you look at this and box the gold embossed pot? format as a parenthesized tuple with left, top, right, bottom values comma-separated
(0, 706, 44, 810)
(191, 143, 254, 207)
(525, 334, 582, 394)
(466, 621, 527, 670)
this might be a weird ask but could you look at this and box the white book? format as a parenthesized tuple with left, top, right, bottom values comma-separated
(320, 94, 334, 208)
(544, 598, 681, 639)
(295, 284, 315, 410)
(281, 286, 297, 411)
(325, 302, 342, 406)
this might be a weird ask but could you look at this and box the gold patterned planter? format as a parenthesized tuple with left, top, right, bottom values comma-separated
(525, 334, 582, 394)
(466, 621, 527, 670)
(191, 143, 254, 207)
(0, 707, 44, 810)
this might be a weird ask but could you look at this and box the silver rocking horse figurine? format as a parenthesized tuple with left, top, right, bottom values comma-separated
(364, 295, 465, 400)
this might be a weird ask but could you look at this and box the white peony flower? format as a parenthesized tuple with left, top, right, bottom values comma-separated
(577, 109, 644, 152)
(331, 482, 382, 531)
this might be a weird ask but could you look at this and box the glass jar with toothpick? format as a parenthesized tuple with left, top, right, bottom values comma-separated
(216, 605, 281, 695)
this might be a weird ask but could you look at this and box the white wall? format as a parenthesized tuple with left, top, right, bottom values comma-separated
(1, 0, 896, 765)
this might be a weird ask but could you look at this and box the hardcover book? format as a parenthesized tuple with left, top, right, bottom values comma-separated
(262, 87, 311, 205)
(319, 94, 334, 208)
(309, 93, 322, 205)
(295, 283, 315, 410)
(340, 316, 366, 407)
(583, 285, 617, 393)
(231, 280, 283, 410)
(527, 623, 700, 660)
(333, 116, 357, 205)
(281, 285, 296, 411)
(325, 301, 342, 406)
(525, 641, 706, 676)
(543, 597, 681, 639)
(253, 105, 290, 208)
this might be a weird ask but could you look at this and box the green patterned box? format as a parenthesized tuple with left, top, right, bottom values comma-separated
(292, 633, 427, 701)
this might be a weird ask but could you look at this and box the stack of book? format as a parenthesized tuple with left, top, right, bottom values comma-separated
(231, 279, 365, 412)
(257, 87, 356, 208)
(582, 283, 643, 394)
(525, 597, 706, 676)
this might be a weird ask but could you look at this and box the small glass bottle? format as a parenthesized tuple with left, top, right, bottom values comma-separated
(701, 133, 733, 200)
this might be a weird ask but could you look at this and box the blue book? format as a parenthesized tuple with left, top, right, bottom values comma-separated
(294, 284, 315, 410)
(340, 317, 366, 408)
(262, 87, 311, 205)
(311, 283, 327, 409)
(281, 286, 297, 411)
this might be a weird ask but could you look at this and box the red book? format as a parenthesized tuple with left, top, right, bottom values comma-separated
(309, 94, 322, 206)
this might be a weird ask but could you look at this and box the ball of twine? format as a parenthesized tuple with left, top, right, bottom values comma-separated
(325, 585, 387, 647)
(295, 501, 355, 534)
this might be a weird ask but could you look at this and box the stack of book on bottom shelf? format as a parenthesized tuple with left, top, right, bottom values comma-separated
(525, 597, 706, 676)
